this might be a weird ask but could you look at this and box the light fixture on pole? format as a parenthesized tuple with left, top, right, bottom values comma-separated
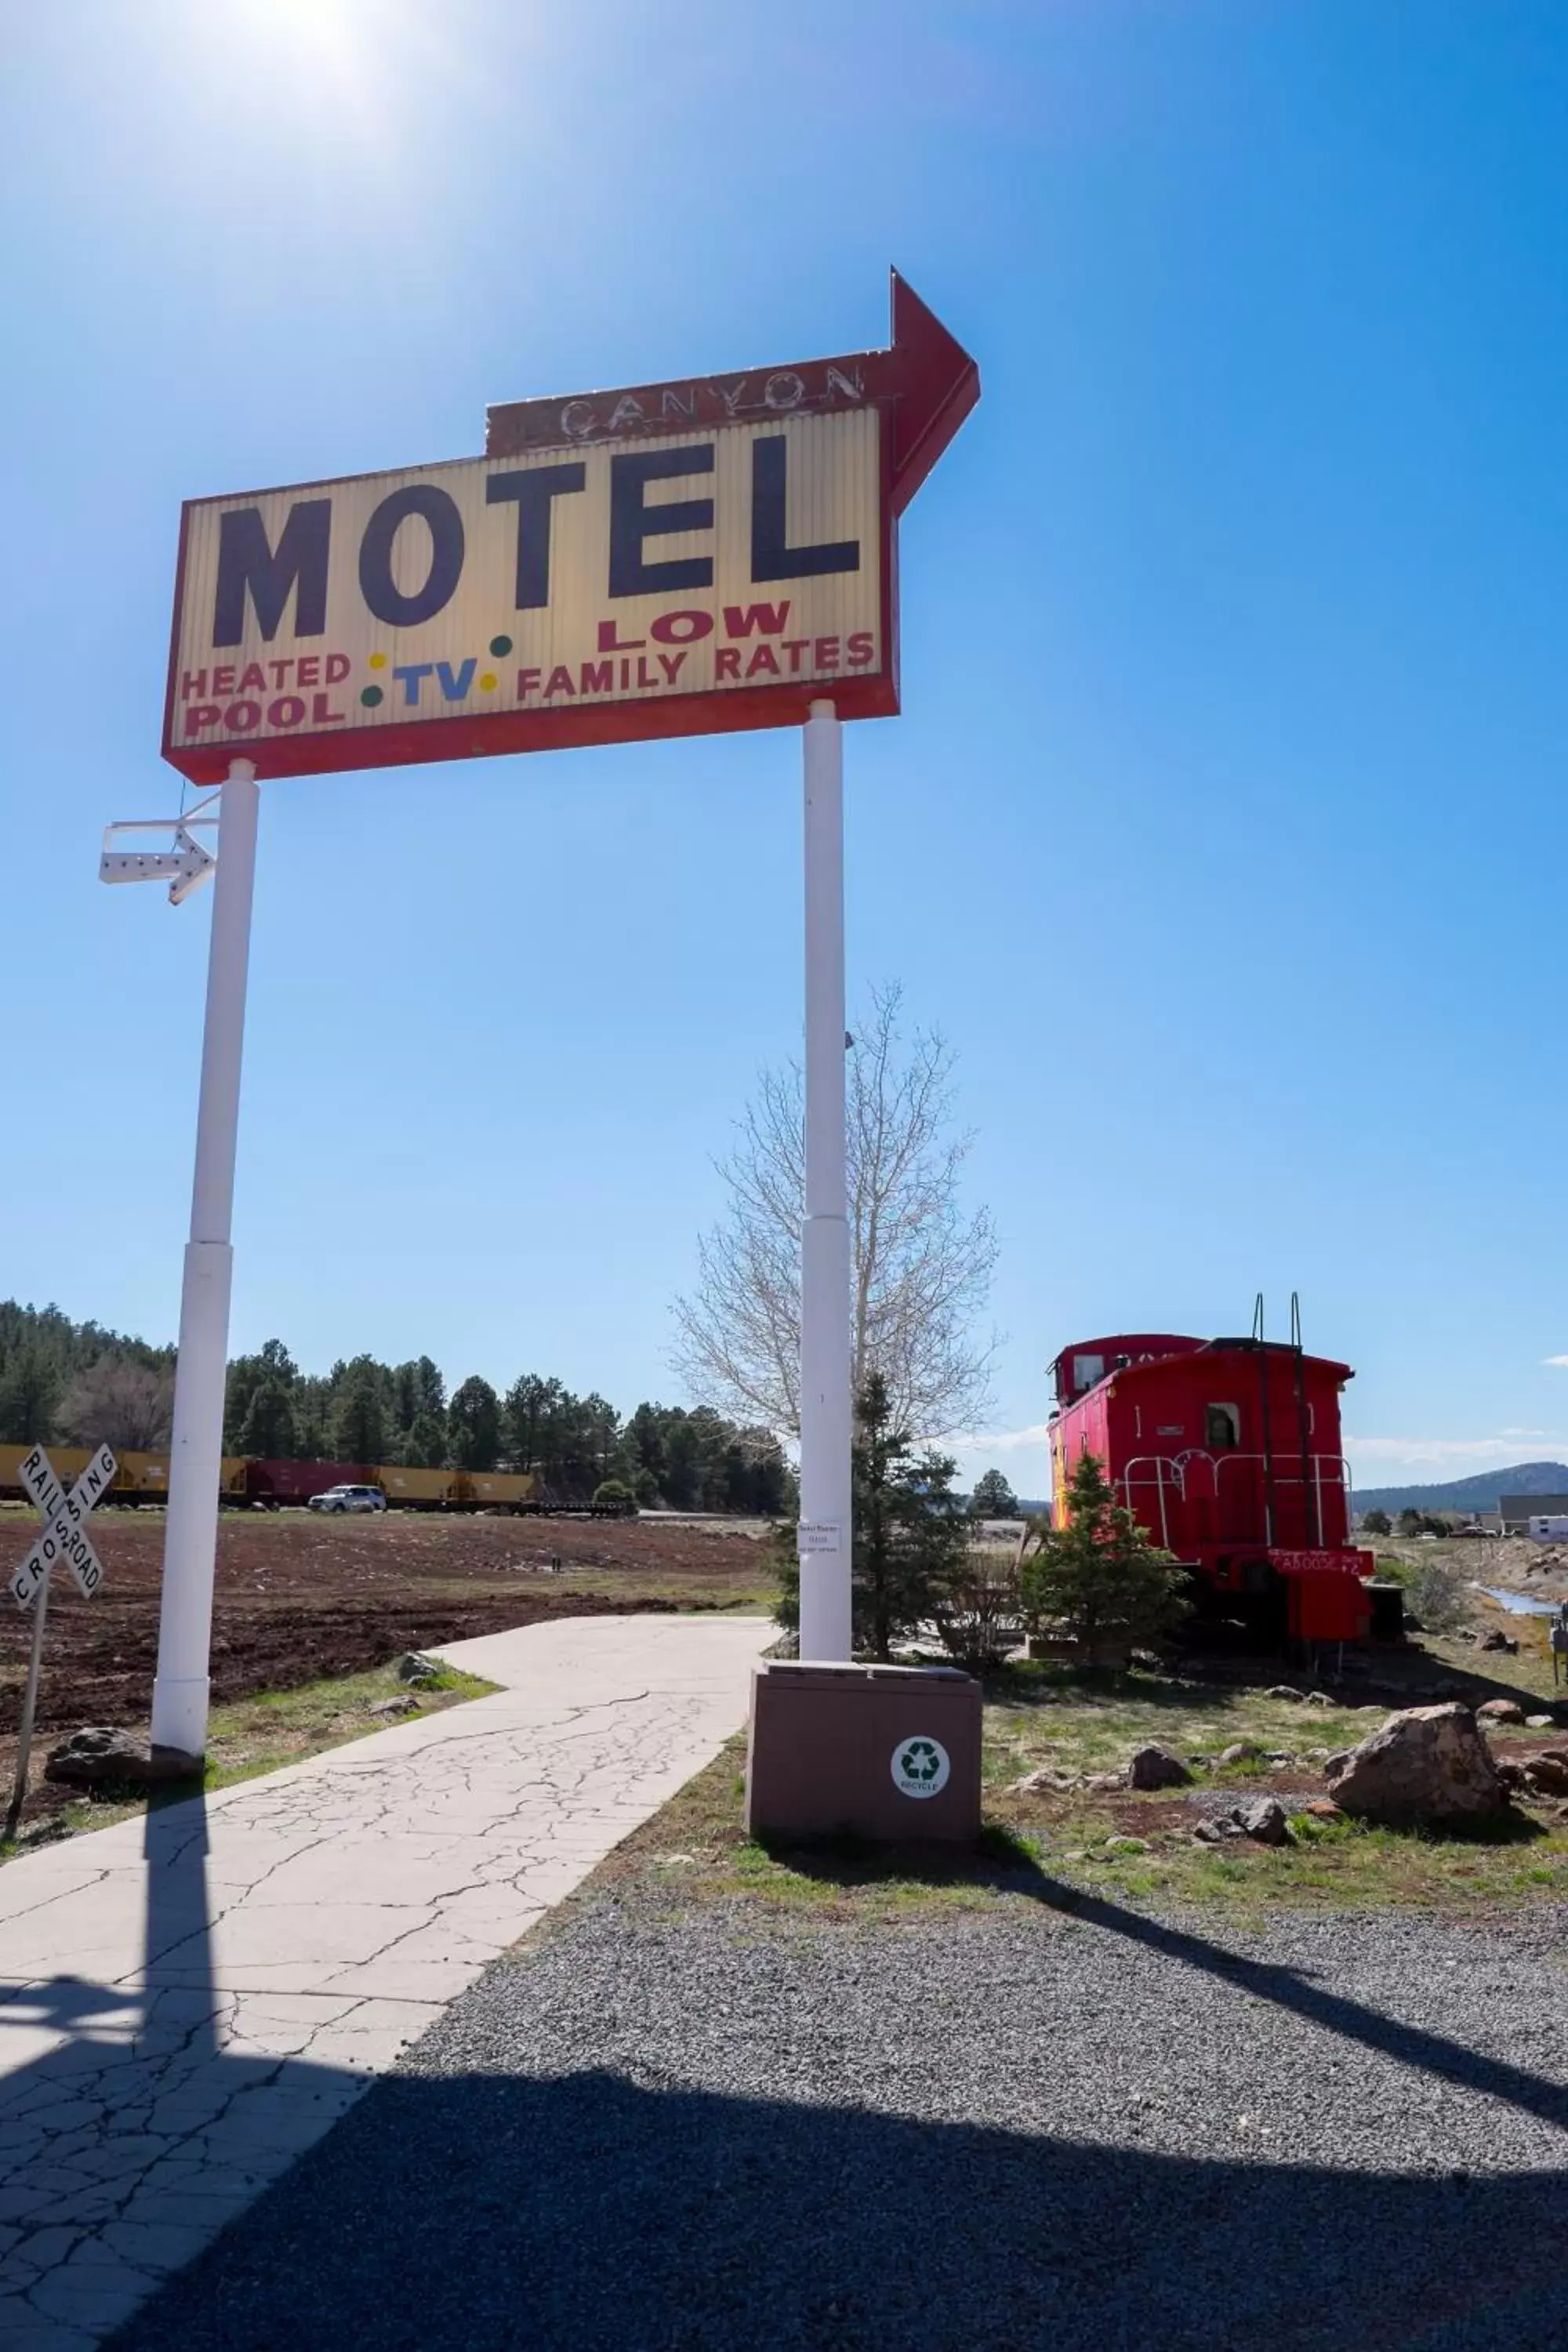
(100, 794, 221, 904)
(100, 757, 260, 1762)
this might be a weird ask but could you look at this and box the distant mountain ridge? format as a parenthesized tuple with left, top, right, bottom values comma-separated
(1354, 1460, 1568, 1516)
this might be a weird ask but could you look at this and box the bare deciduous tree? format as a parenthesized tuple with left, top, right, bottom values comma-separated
(56, 1359, 174, 1453)
(673, 984, 997, 1438)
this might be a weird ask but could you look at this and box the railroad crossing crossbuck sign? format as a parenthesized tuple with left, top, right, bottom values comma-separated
(9, 1444, 116, 1610)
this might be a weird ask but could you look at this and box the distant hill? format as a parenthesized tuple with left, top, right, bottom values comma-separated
(1354, 1460, 1568, 1517)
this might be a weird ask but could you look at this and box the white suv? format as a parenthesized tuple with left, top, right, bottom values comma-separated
(308, 1484, 387, 1514)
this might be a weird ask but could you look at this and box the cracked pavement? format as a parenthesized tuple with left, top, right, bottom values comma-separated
(0, 1613, 770, 2350)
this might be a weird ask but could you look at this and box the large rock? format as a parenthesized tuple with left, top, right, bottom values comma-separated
(1127, 1743, 1191, 1791)
(44, 1727, 199, 1788)
(1327, 1704, 1506, 1824)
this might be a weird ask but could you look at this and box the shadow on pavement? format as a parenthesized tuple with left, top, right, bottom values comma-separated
(100, 1833, 1568, 2351)
(0, 1791, 368, 2346)
(105, 2062, 1556, 2352)
(6, 1805, 1564, 2350)
(768, 1841, 1568, 2136)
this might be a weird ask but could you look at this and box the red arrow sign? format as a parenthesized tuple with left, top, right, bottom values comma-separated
(485, 269, 978, 516)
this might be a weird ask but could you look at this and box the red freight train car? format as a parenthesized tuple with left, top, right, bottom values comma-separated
(1048, 1328, 1374, 1644)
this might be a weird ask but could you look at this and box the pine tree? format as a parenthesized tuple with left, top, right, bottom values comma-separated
(330, 1357, 387, 1465)
(0, 1345, 62, 1443)
(971, 1468, 1018, 1518)
(1019, 1450, 1189, 1662)
(404, 1412, 448, 1469)
(448, 1375, 502, 1472)
(775, 1373, 971, 1658)
(237, 1377, 296, 1459)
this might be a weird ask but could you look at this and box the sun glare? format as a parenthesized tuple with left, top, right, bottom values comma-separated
(176, 0, 459, 163)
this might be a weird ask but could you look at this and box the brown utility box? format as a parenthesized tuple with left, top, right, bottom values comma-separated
(745, 1660, 982, 1845)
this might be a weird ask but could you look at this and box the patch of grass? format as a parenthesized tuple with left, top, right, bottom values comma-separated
(2, 1661, 497, 1858)
(544, 1662, 1568, 1933)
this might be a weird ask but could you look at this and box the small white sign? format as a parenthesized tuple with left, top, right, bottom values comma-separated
(797, 1520, 842, 1555)
(891, 1735, 951, 1800)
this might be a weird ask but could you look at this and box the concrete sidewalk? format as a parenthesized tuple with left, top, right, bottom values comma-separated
(0, 1613, 769, 2350)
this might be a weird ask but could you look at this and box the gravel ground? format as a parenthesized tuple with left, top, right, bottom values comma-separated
(113, 1893, 1568, 2352)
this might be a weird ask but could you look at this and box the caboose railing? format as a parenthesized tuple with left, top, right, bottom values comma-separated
(1117, 1457, 1181, 1550)
(1117, 1452, 1356, 1553)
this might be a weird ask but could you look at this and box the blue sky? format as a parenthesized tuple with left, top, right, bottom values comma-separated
(4, 0, 1567, 1497)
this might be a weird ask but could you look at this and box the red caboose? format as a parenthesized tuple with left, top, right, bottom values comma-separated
(1048, 1330, 1374, 1644)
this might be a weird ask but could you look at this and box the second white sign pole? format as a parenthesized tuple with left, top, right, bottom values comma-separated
(797, 699, 854, 1661)
(151, 756, 260, 1760)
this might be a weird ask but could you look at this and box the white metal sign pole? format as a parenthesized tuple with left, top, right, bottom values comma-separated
(151, 757, 260, 1759)
(797, 699, 853, 1661)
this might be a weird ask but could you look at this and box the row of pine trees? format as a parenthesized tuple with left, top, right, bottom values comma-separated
(0, 1303, 793, 1515)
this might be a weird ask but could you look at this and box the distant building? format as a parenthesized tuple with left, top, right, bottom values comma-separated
(1499, 1493, 1568, 1535)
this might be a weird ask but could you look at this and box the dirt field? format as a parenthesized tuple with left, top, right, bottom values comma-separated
(0, 1508, 776, 1748)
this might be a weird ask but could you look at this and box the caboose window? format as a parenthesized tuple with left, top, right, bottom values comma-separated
(1073, 1353, 1105, 1393)
(1206, 1403, 1240, 1450)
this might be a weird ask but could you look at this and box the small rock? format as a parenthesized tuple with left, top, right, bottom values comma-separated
(1192, 1821, 1227, 1845)
(1218, 1741, 1261, 1766)
(1527, 1715, 1554, 1730)
(395, 1651, 444, 1685)
(1265, 1686, 1305, 1702)
(1083, 1770, 1126, 1793)
(368, 1696, 420, 1719)
(1236, 1796, 1292, 1846)
(1475, 1698, 1525, 1725)
(1479, 1632, 1519, 1654)
(44, 1727, 199, 1789)
(1127, 1743, 1192, 1791)
(1305, 1748, 1332, 1763)
(1306, 1692, 1338, 1708)
(1103, 1835, 1151, 1855)
(1009, 1767, 1078, 1795)
(1521, 1754, 1568, 1796)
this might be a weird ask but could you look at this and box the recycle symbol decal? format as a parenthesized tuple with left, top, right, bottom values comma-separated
(891, 1733, 950, 1797)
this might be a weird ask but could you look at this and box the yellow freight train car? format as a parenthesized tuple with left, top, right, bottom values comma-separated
(1, 1443, 548, 1512)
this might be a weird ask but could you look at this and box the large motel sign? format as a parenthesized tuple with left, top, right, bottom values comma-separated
(127, 272, 978, 1759)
